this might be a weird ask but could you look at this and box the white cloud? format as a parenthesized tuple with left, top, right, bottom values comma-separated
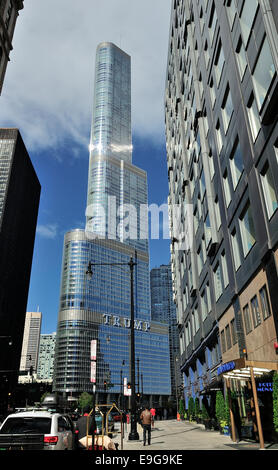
(0, 0, 171, 155)
(37, 223, 58, 239)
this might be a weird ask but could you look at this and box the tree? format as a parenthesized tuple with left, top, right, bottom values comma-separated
(78, 392, 93, 412)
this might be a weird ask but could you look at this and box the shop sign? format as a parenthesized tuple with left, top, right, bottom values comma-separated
(217, 361, 236, 376)
(257, 382, 273, 392)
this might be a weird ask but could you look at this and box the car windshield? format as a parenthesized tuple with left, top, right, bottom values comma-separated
(0, 417, 51, 434)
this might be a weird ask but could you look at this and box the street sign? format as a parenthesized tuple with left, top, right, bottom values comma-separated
(90, 361, 96, 383)
(90, 340, 97, 360)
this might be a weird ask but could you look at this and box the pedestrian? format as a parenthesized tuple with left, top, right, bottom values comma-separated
(150, 407, 156, 427)
(75, 405, 95, 450)
(140, 406, 153, 446)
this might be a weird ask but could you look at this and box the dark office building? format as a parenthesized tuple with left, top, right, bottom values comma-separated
(0, 0, 24, 95)
(0, 129, 40, 412)
(165, 0, 278, 444)
(150, 264, 182, 400)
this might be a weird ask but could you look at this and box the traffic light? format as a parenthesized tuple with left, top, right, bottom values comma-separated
(127, 382, 131, 389)
(104, 380, 107, 390)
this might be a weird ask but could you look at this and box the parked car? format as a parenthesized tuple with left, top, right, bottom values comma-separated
(0, 409, 75, 450)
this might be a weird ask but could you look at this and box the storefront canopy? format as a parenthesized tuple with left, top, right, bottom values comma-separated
(217, 358, 278, 380)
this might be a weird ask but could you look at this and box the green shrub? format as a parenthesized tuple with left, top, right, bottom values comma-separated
(194, 397, 200, 418)
(215, 391, 226, 427)
(188, 397, 195, 420)
(201, 402, 209, 420)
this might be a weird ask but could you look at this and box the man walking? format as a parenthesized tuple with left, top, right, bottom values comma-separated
(140, 406, 153, 446)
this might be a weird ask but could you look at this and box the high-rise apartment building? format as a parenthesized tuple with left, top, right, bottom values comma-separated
(150, 264, 182, 400)
(165, 0, 278, 441)
(37, 332, 56, 382)
(0, 129, 40, 411)
(53, 43, 171, 406)
(20, 311, 42, 373)
(0, 0, 24, 95)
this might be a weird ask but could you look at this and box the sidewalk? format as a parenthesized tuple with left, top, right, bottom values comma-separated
(113, 419, 278, 451)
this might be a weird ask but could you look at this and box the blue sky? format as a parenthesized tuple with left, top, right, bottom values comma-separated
(0, 1, 172, 334)
(27, 136, 171, 334)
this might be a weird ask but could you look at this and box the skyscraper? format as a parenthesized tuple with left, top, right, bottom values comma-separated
(20, 311, 42, 374)
(37, 332, 56, 382)
(150, 264, 182, 400)
(0, 128, 40, 412)
(0, 0, 24, 95)
(53, 43, 171, 406)
(165, 0, 278, 441)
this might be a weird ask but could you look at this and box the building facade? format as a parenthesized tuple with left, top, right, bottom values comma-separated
(19, 311, 42, 374)
(53, 43, 171, 407)
(37, 332, 56, 382)
(0, 0, 24, 95)
(0, 128, 40, 411)
(150, 264, 182, 400)
(165, 0, 278, 439)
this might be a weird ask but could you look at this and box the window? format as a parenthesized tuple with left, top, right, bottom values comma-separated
(223, 170, 231, 207)
(243, 304, 252, 334)
(208, 2, 217, 43)
(260, 162, 278, 219)
(252, 36, 276, 109)
(230, 319, 237, 345)
(231, 228, 241, 270)
(215, 41, 225, 87)
(215, 196, 221, 230)
(221, 251, 229, 288)
(192, 306, 200, 336)
(214, 263, 223, 301)
(251, 295, 261, 327)
(226, 0, 237, 29)
(222, 85, 234, 133)
(236, 36, 248, 81)
(229, 137, 244, 189)
(201, 289, 208, 321)
(220, 330, 226, 353)
(239, 202, 256, 256)
(208, 150, 215, 179)
(204, 212, 212, 247)
(225, 325, 232, 350)
(216, 120, 223, 154)
(247, 92, 261, 142)
(259, 285, 271, 320)
(210, 77, 216, 108)
(240, 0, 259, 47)
(206, 282, 212, 313)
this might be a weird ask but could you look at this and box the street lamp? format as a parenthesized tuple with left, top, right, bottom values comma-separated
(86, 255, 139, 440)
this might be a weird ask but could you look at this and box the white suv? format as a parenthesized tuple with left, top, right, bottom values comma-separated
(0, 410, 75, 450)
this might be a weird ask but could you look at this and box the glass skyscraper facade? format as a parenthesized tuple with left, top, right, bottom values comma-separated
(53, 43, 171, 401)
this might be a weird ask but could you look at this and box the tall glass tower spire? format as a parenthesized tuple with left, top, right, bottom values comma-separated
(53, 43, 170, 402)
(86, 43, 148, 250)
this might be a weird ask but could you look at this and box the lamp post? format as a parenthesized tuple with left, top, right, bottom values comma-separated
(86, 255, 139, 441)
